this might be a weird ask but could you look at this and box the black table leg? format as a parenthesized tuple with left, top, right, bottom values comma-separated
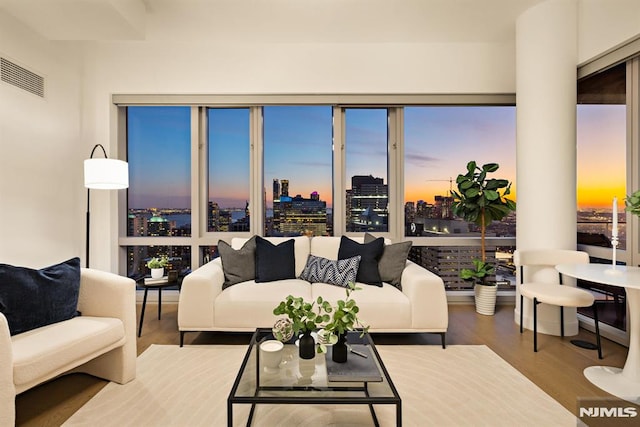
(138, 287, 149, 337)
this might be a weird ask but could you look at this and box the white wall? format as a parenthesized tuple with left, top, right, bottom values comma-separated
(0, 10, 84, 268)
(578, 0, 640, 65)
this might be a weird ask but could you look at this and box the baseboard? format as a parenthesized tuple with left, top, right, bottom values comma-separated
(447, 290, 515, 305)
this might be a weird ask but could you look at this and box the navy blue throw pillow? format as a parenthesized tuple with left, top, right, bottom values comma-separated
(0, 257, 81, 335)
(338, 236, 384, 286)
(255, 237, 296, 282)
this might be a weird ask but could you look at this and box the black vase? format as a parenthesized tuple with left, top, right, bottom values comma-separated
(332, 332, 348, 363)
(299, 331, 315, 360)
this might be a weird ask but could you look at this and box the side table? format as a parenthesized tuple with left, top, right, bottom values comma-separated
(138, 276, 177, 337)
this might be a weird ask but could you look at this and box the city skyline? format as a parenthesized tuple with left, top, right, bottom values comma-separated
(127, 104, 626, 211)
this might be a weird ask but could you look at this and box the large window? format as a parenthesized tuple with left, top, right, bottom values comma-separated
(263, 106, 334, 237)
(126, 106, 191, 279)
(207, 108, 251, 232)
(403, 106, 517, 289)
(127, 106, 191, 238)
(577, 62, 628, 332)
(345, 108, 390, 233)
(119, 97, 516, 292)
(577, 63, 627, 250)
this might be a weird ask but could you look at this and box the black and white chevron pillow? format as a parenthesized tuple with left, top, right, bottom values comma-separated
(300, 255, 361, 287)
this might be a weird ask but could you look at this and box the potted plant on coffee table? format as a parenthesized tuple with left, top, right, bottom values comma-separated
(273, 295, 332, 359)
(450, 161, 516, 315)
(320, 282, 369, 363)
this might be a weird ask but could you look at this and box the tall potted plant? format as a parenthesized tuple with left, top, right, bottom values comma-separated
(450, 161, 516, 315)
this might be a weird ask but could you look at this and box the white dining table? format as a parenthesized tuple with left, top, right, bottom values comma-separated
(556, 263, 640, 403)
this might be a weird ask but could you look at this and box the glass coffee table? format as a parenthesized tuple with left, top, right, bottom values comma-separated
(227, 328, 402, 426)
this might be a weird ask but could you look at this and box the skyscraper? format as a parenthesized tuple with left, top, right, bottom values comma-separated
(347, 175, 388, 232)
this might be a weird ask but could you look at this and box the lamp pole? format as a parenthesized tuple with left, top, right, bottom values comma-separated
(86, 144, 108, 268)
(84, 144, 128, 268)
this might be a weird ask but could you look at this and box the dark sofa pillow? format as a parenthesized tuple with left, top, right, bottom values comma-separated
(365, 232, 412, 290)
(255, 237, 296, 283)
(0, 257, 81, 336)
(218, 236, 256, 289)
(338, 236, 384, 286)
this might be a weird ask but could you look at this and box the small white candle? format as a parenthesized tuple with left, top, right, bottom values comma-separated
(613, 197, 618, 237)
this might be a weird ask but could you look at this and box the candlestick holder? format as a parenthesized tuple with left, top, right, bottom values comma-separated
(605, 235, 622, 275)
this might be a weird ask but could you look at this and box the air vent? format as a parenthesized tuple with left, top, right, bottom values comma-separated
(1, 57, 44, 98)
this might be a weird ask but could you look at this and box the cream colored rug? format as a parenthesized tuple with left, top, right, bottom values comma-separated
(64, 344, 576, 426)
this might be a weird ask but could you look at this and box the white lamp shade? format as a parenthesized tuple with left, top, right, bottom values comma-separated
(84, 158, 129, 189)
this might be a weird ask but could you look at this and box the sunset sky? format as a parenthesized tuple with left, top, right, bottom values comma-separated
(127, 104, 626, 211)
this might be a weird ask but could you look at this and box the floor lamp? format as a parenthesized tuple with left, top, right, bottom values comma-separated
(84, 144, 129, 268)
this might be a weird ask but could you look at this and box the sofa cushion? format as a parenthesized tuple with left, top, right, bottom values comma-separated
(365, 233, 412, 289)
(255, 237, 296, 282)
(232, 236, 310, 277)
(0, 258, 81, 335)
(311, 282, 411, 329)
(218, 236, 256, 289)
(310, 236, 342, 259)
(215, 279, 312, 328)
(11, 316, 125, 390)
(338, 236, 384, 287)
(300, 255, 361, 287)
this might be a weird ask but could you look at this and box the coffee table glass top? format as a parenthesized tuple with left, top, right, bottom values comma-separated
(230, 329, 400, 400)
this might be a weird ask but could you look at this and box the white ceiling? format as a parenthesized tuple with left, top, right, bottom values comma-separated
(0, 0, 546, 43)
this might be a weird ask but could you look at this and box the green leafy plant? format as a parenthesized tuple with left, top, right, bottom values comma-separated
(146, 256, 169, 269)
(273, 284, 369, 354)
(317, 282, 369, 353)
(450, 161, 516, 286)
(323, 282, 369, 336)
(273, 295, 332, 336)
(625, 190, 640, 217)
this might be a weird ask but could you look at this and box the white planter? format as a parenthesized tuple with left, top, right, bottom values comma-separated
(474, 285, 497, 316)
(151, 268, 164, 279)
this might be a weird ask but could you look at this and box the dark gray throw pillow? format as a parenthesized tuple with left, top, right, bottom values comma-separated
(365, 233, 412, 290)
(338, 236, 384, 287)
(255, 237, 296, 282)
(218, 236, 256, 289)
(0, 257, 81, 336)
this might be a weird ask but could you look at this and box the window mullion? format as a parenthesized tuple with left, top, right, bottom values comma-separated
(251, 106, 264, 235)
(333, 106, 345, 235)
(389, 107, 404, 241)
(190, 107, 202, 269)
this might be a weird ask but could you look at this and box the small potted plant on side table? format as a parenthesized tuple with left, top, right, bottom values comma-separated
(273, 295, 332, 359)
(146, 256, 169, 279)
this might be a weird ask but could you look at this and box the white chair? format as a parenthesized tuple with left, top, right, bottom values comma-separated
(515, 249, 602, 358)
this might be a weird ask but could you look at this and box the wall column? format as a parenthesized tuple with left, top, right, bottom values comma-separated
(515, 0, 579, 334)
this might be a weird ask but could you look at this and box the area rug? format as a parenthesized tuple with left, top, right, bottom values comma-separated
(63, 344, 576, 426)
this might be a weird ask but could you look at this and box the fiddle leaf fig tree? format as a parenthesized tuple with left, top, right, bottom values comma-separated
(450, 161, 516, 285)
(625, 190, 640, 217)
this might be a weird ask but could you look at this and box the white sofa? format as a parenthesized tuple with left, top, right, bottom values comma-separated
(178, 236, 448, 346)
(0, 268, 137, 426)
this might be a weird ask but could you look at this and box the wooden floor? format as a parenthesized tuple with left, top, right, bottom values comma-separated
(14, 302, 634, 426)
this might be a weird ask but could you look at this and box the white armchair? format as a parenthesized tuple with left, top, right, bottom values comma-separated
(0, 268, 137, 426)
